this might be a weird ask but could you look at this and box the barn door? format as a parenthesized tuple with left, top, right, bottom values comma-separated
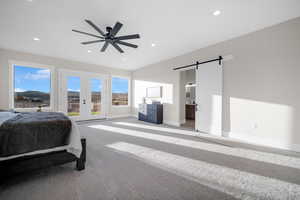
(195, 61, 223, 136)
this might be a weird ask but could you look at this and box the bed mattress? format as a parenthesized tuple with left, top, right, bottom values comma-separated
(0, 112, 72, 158)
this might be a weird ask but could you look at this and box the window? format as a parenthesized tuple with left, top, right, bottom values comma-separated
(13, 65, 51, 108)
(112, 77, 129, 106)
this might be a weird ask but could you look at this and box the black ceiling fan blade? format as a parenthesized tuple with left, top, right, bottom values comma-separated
(85, 19, 105, 36)
(72, 29, 103, 39)
(115, 34, 140, 41)
(111, 42, 124, 53)
(115, 40, 138, 48)
(101, 41, 109, 52)
(81, 40, 105, 45)
(110, 22, 123, 37)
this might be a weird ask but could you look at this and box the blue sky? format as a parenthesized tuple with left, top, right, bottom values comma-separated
(14, 65, 51, 93)
(67, 76, 80, 92)
(14, 65, 128, 93)
(67, 77, 102, 92)
(91, 78, 102, 92)
(112, 77, 128, 93)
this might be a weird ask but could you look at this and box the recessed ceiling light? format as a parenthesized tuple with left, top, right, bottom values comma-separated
(33, 37, 40, 41)
(213, 10, 221, 16)
(87, 50, 92, 53)
(27, 0, 33, 2)
(151, 43, 156, 47)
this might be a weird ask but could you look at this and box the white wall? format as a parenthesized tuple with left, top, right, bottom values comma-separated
(185, 69, 195, 84)
(132, 17, 300, 151)
(0, 49, 131, 118)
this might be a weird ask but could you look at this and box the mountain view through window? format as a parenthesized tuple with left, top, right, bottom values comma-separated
(112, 77, 128, 106)
(14, 65, 51, 108)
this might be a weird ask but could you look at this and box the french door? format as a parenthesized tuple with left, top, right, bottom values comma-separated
(59, 70, 108, 121)
(195, 61, 223, 136)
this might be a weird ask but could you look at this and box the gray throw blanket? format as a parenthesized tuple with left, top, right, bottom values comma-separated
(0, 112, 72, 157)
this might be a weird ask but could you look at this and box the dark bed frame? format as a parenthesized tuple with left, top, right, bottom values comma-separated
(0, 138, 86, 180)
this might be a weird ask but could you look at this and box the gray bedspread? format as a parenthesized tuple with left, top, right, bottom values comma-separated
(0, 112, 72, 157)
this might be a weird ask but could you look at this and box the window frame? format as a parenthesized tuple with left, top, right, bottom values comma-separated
(9, 61, 55, 111)
(111, 75, 131, 107)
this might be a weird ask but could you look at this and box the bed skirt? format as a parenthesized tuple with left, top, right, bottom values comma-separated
(0, 138, 86, 181)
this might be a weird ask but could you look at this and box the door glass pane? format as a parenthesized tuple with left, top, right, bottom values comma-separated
(91, 78, 102, 115)
(67, 77, 80, 116)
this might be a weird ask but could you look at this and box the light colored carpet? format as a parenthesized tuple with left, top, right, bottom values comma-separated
(1, 117, 300, 200)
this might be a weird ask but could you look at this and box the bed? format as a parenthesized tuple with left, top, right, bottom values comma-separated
(0, 111, 86, 180)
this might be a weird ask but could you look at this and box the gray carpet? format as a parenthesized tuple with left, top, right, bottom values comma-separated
(1, 117, 300, 200)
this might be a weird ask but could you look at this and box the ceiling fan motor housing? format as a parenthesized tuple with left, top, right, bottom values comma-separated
(106, 26, 113, 38)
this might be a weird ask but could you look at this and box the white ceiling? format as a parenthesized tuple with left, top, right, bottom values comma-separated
(1, 0, 300, 70)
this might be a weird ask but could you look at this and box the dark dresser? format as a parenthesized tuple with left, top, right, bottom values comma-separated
(138, 103, 163, 124)
(185, 104, 196, 120)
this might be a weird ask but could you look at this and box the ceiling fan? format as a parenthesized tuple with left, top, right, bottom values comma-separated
(72, 20, 140, 53)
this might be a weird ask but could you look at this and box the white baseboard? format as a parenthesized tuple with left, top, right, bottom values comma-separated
(180, 119, 186, 125)
(107, 114, 133, 119)
(163, 120, 181, 127)
(224, 131, 300, 152)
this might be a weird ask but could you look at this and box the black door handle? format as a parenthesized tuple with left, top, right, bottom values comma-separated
(83, 100, 86, 104)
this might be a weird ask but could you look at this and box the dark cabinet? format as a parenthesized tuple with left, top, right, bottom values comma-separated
(186, 104, 195, 120)
(138, 103, 163, 124)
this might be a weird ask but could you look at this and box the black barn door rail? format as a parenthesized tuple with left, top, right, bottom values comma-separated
(173, 56, 223, 71)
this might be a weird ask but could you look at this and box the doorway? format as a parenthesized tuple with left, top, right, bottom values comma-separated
(58, 70, 108, 121)
(183, 83, 196, 129)
(181, 69, 196, 130)
(180, 60, 223, 136)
